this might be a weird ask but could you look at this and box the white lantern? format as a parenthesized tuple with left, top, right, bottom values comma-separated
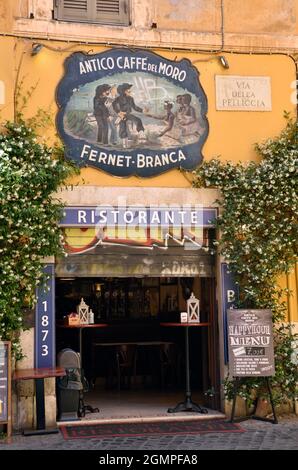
(77, 297, 89, 324)
(187, 292, 200, 323)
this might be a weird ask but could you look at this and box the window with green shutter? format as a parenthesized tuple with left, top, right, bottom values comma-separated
(54, 0, 130, 25)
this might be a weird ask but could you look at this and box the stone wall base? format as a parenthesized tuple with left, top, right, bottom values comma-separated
(12, 328, 57, 431)
(224, 397, 297, 419)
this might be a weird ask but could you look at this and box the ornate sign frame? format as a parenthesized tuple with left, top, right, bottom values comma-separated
(56, 48, 209, 177)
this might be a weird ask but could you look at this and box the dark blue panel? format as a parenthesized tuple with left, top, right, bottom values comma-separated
(221, 263, 240, 364)
(35, 265, 55, 368)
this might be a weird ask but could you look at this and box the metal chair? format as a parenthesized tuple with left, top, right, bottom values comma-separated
(107, 344, 137, 391)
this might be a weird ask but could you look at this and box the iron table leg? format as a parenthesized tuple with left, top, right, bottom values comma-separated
(168, 326, 208, 414)
(36, 378, 46, 430)
(79, 327, 99, 415)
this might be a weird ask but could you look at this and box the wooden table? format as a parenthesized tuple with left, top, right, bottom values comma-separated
(160, 322, 210, 414)
(13, 367, 66, 435)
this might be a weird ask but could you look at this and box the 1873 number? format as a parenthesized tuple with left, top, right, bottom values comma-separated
(41, 301, 49, 356)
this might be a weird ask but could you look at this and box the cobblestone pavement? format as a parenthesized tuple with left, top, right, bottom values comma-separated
(1, 416, 298, 450)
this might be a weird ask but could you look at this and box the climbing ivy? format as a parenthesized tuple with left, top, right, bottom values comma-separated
(191, 115, 298, 406)
(0, 119, 77, 358)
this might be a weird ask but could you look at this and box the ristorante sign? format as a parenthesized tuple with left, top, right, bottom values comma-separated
(56, 49, 208, 177)
(59, 205, 216, 254)
(60, 206, 216, 228)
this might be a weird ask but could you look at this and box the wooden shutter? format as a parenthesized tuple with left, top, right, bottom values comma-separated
(54, 1, 89, 21)
(54, 0, 129, 25)
(95, 0, 129, 25)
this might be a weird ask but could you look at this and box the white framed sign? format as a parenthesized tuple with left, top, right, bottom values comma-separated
(216, 76, 272, 111)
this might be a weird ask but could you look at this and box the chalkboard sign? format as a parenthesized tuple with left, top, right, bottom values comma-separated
(227, 309, 275, 377)
(0, 341, 11, 438)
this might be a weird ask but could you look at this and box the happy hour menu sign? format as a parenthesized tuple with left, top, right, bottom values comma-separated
(227, 309, 275, 377)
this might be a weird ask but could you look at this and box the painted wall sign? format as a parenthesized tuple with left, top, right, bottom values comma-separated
(56, 49, 209, 177)
(0, 342, 9, 422)
(35, 264, 55, 368)
(227, 309, 275, 377)
(221, 263, 239, 363)
(215, 75, 272, 111)
(55, 252, 214, 278)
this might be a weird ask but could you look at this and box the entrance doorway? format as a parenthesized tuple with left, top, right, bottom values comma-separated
(55, 274, 220, 421)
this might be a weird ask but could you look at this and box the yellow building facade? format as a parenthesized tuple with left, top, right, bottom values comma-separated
(0, 0, 297, 429)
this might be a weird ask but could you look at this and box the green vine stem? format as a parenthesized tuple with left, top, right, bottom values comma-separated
(192, 114, 298, 407)
(0, 118, 78, 358)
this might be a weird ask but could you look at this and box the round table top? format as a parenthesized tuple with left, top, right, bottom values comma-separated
(160, 322, 210, 327)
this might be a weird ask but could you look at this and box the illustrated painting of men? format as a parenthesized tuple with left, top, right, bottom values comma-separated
(145, 100, 175, 137)
(179, 93, 200, 136)
(106, 84, 119, 145)
(157, 101, 175, 137)
(93, 83, 111, 145)
(175, 94, 185, 124)
(112, 83, 145, 143)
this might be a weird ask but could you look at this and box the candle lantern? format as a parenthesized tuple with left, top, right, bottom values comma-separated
(77, 297, 89, 324)
(187, 292, 200, 323)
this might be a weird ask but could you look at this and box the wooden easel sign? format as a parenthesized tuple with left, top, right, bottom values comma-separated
(227, 309, 277, 424)
(0, 341, 12, 441)
(227, 309, 275, 377)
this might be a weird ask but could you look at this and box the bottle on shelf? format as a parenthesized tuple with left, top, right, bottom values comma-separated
(88, 309, 94, 324)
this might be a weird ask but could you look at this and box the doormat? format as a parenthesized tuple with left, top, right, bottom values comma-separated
(60, 419, 245, 440)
